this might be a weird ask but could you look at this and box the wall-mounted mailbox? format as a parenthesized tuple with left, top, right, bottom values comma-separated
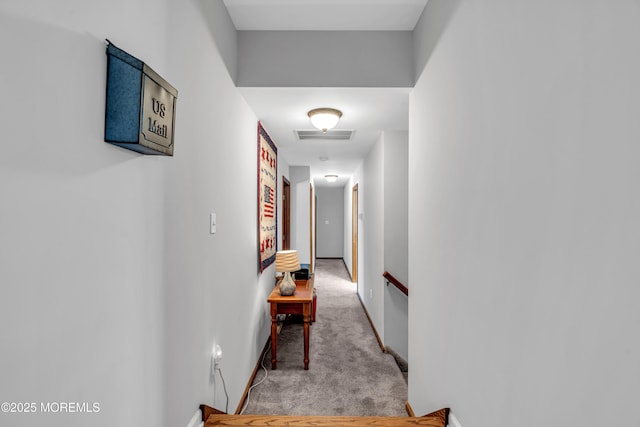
(104, 41, 178, 156)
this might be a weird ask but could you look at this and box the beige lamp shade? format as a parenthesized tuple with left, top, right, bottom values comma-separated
(275, 250, 300, 273)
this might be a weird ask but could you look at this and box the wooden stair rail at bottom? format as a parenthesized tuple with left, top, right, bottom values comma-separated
(383, 271, 408, 296)
(200, 405, 449, 427)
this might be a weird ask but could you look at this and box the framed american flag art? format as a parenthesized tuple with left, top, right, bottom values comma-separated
(258, 122, 278, 272)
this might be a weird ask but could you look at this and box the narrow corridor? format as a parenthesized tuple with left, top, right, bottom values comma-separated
(241, 259, 407, 416)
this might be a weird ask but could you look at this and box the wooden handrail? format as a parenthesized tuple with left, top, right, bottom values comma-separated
(383, 271, 408, 296)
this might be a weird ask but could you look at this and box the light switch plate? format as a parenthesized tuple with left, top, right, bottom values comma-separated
(210, 213, 216, 234)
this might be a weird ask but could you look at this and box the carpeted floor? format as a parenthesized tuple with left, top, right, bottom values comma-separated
(241, 258, 407, 416)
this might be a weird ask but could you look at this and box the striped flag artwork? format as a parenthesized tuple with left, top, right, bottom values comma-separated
(263, 184, 274, 218)
(258, 122, 277, 272)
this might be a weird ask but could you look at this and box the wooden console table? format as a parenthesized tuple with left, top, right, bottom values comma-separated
(267, 277, 314, 370)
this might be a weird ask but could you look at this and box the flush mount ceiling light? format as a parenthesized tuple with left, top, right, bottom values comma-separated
(325, 174, 338, 183)
(308, 108, 342, 133)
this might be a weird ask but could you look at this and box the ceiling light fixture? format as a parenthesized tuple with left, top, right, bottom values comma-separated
(308, 108, 342, 133)
(325, 175, 338, 183)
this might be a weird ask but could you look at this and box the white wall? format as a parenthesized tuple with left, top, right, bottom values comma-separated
(383, 130, 409, 285)
(383, 131, 409, 362)
(349, 130, 409, 359)
(289, 166, 311, 267)
(0, 3, 168, 427)
(0, 1, 275, 426)
(237, 31, 414, 87)
(200, 0, 238, 82)
(360, 135, 386, 342)
(162, 2, 275, 425)
(277, 155, 291, 251)
(408, 1, 640, 425)
(316, 186, 345, 258)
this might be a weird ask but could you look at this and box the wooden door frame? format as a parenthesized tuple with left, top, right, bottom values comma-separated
(351, 184, 358, 283)
(282, 177, 290, 250)
(309, 183, 314, 275)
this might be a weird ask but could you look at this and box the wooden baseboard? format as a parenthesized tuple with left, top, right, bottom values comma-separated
(423, 408, 450, 426)
(234, 337, 271, 414)
(405, 401, 415, 417)
(357, 293, 385, 352)
(199, 404, 226, 421)
(406, 403, 451, 425)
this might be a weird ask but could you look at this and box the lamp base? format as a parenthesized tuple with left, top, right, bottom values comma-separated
(279, 272, 296, 296)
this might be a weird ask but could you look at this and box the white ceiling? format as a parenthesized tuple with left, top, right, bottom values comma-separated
(223, 0, 429, 31)
(240, 87, 410, 187)
(223, 0, 426, 187)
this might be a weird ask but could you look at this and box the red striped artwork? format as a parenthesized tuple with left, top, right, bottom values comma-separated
(258, 122, 277, 271)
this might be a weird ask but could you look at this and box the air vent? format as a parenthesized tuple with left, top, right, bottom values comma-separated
(295, 129, 354, 141)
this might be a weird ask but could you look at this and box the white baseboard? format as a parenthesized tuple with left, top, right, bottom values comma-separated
(186, 409, 204, 427)
(448, 413, 462, 427)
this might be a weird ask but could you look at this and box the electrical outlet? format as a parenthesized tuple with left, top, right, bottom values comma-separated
(212, 343, 222, 369)
(369, 288, 373, 298)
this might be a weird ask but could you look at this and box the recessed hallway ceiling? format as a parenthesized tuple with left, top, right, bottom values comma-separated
(223, 0, 429, 31)
(222, 0, 426, 187)
(239, 87, 410, 187)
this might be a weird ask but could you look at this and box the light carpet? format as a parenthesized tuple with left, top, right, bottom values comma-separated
(242, 258, 407, 416)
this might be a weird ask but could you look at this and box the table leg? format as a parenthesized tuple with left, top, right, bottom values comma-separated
(303, 303, 310, 370)
(270, 305, 278, 370)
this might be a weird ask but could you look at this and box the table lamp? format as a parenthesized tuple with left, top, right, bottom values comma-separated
(275, 250, 300, 296)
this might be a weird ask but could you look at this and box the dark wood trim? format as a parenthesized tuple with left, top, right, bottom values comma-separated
(357, 293, 385, 352)
(407, 402, 449, 424)
(405, 401, 415, 417)
(282, 176, 290, 250)
(422, 408, 450, 426)
(234, 337, 271, 414)
(199, 404, 226, 421)
(310, 183, 314, 275)
(383, 271, 408, 296)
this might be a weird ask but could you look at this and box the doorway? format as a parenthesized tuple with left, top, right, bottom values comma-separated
(351, 184, 358, 283)
(282, 177, 290, 250)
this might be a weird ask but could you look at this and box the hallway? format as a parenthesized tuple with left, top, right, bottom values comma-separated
(3, 2, 640, 426)
(241, 259, 407, 416)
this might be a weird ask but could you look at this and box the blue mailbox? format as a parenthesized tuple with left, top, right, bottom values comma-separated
(104, 41, 178, 156)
